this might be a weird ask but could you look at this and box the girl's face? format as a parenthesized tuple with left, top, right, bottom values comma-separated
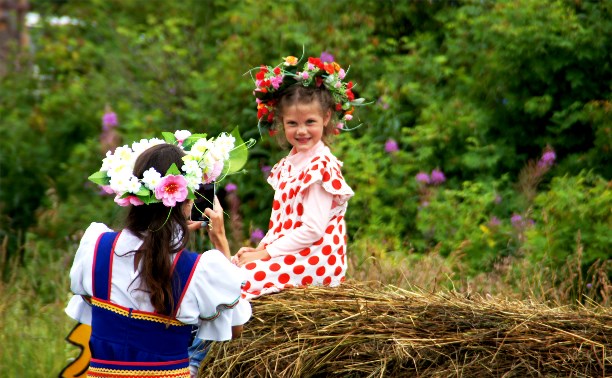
(282, 102, 331, 153)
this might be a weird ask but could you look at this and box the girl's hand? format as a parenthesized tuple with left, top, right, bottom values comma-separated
(203, 196, 231, 259)
(187, 220, 206, 232)
(234, 247, 270, 267)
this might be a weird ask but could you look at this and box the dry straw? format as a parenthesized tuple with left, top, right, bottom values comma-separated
(201, 281, 611, 378)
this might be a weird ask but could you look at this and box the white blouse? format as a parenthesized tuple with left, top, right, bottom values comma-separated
(65, 222, 252, 341)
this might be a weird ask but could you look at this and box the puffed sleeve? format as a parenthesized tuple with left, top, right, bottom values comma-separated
(299, 153, 354, 210)
(176, 249, 252, 341)
(266, 158, 285, 190)
(65, 222, 113, 324)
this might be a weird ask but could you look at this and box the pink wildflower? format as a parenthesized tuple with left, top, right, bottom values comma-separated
(203, 160, 224, 184)
(430, 169, 446, 185)
(250, 228, 265, 243)
(102, 111, 118, 130)
(154, 175, 188, 207)
(114, 195, 144, 207)
(415, 172, 430, 184)
(385, 139, 399, 153)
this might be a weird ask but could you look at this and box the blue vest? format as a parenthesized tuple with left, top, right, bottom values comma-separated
(86, 232, 199, 378)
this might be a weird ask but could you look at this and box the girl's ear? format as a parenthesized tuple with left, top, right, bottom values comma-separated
(323, 109, 332, 127)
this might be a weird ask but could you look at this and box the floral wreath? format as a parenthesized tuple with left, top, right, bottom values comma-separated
(251, 53, 367, 136)
(89, 128, 252, 208)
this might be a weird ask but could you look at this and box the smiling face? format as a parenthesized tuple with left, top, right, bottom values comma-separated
(281, 101, 331, 153)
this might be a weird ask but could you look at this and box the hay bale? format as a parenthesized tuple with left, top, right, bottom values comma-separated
(201, 281, 611, 377)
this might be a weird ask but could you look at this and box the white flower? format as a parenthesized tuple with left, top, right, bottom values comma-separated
(142, 167, 162, 190)
(107, 161, 133, 179)
(190, 138, 212, 159)
(200, 151, 217, 173)
(109, 172, 134, 194)
(101, 152, 120, 172)
(174, 130, 191, 143)
(114, 146, 133, 162)
(127, 176, 142, 194)
(211, 133, 235, 160)
(185, 173, 201, 191)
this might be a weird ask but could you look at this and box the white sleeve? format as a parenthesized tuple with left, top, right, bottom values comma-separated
(176, 249, 252, 341)
(65, 222, 112, 323)
(65, 295, 93, 325)
(266, 183, 333, 257)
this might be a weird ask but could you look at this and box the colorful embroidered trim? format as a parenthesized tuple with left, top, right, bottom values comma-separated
(90, 297, 186, 327)
(87, 366, 190, 377)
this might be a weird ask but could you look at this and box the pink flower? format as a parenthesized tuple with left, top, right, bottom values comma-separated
(430, 169, 446, 185)
(203, 160, 224, 184)
(154, 175, 188, 207)
(415, 172, 430, 184)
(114, 195, 144, 207)
(320, 51, 334, 63)
(225, 183, 237, 192)
(385, 139, 399, 153)
(301, 71, 309, 80)
(102, 111, 118, 130)
(270, 75, 284, 89)
(101, 185, 115, 194)
(250, 228, 265, 243)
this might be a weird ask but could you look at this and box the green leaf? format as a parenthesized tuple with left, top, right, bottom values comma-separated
(136, 186, 150, 196)
(88, 171, 110, 186)
(183, 133, 207, 150)
(141, 195, 160, 205)
(222, 127, 254, 176)
(162, 132, 177, 144)
(166, 163, 181, 175)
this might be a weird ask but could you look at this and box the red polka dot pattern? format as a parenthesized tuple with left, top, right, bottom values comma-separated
(293, 265, 305, 274)
(270, 263, 281, 272)
(278, 273, 290, 284)
(240, 150, 352, 299)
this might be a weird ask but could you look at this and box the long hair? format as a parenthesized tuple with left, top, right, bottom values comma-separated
(274, 84, 337, 147)
(125, 143, 190, 315)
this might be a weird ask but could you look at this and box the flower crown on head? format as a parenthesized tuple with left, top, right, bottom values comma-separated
(251, 52, 367, 136)
(89, 128, 252, 207)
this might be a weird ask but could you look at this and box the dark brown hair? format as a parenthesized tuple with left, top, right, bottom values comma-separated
(125, 143, 189, 315)
(274, 84, 338, 147)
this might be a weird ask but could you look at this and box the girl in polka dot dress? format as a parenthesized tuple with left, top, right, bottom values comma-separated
(234, 54, 365, 300)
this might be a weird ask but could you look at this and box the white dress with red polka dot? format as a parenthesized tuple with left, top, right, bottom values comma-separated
(241, 142, 353, 300)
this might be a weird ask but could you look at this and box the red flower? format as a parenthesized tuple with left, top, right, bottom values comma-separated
(347, 81, 353, 90)
(308, 57, 324, 70)
(335, 103, 343, 111)
(267, 111, 274, 123)
(257, 106, 269, 119)
(347, 90, 355, 101)
(273, 67, 281, 75)
(269, 129, 278, 136)
(323, 63, 335, 75)
(256, 66, 268, 80)
(315, 76, 323, 87)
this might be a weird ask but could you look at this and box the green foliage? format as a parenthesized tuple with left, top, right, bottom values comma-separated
(414, 179, 520, 273)
(525, 171, 612, 268)
(0, 0, 609, 287)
